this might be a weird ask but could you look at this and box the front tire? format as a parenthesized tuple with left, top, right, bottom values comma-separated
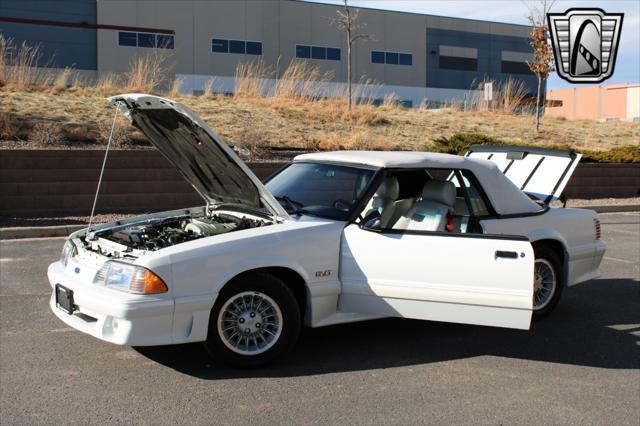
(532, 245, 564, 319)
(204, 272, 301, 367)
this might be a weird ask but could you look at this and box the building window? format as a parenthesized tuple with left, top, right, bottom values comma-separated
(371, 50, 412, 66)
(399, 53, 412, 66)
(296, 45, 311, 58)
(229, 40, 246, 54)
(385, 52, 399, 65)
(137, 33, 155, 48)
(118, 31, 174, 49)
(212, 39, 229, 53)
(371, 51, 384, 64)
(326, 47, 341, 61)
(296, 44, 341, 61)
(118, 32, 137, 47)
(211, 38, 262, 56)
(501, 61, 532, 75)
(312, 46, 326, 60)
(246, 41, 262, 55)
(372, 98, 413, 108)
(438, 45, 477, 71)
(157, 34, 174, 49)
(439, 56, 477, 71)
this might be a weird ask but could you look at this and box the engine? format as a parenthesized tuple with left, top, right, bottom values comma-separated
(94, 213, 271, 252)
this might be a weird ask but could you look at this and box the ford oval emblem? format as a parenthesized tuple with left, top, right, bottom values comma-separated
(74, 267, 80, 274)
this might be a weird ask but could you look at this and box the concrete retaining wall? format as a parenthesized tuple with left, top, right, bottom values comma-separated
(0, 150, 283, 216)
(1, 150, 638, 217)
(563, 163, 639, 199)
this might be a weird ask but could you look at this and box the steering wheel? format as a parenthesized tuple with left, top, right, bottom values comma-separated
(333, 199, 353, 212)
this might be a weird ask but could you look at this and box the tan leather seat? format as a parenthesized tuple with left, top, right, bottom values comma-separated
(364, 177, 400, 228)
(393, 180, 456, 232)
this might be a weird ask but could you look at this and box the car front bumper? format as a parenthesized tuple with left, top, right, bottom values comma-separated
(47, 261, 175, 346)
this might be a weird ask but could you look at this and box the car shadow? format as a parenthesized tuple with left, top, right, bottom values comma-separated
(135, 278, 639, 379)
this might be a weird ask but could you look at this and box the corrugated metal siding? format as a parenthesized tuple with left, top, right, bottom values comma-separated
(0, 0, 97, 70)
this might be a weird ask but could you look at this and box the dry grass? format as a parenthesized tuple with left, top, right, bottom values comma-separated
(29, 121, 64, 145)
(2, 88, 638, 153)
(234, 60, 273, 98)
(168, 77, 184, 98)
(456, 77, 530, 114)
(202, 78, 216, 98)
(123, 51, 172, 93)
(52, 67, 73, 90)
(1, 35, 52, 88)
(0, 36, 637, 155)
(272, 60, 334, 100)
(96, 115, 131, 147)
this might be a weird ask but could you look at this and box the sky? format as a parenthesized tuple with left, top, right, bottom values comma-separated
(306, 0, 640, 88)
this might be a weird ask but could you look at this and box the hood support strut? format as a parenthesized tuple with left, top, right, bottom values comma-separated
(87, 105, 119, 236)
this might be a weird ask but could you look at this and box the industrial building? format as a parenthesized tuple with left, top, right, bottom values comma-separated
(546, 84, 640, 122)
(1, 0, 538, 106)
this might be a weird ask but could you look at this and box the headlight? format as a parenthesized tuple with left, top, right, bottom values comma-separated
(60, 241, 76, 267)
(93, 261, 168, 294)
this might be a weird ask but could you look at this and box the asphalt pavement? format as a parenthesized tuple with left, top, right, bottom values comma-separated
(1, 212, 638, 425)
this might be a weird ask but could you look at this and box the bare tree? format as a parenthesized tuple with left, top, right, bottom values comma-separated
(332, 0, 373, 110)
(527, 0, 555, 131)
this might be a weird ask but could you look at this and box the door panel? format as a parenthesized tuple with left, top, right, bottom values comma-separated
(339, 224, 534, 330)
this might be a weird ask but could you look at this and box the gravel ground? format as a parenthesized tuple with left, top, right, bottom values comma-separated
(0, 198, 638, 228)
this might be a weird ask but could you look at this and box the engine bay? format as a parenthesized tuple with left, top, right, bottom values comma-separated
(85, 211, 273, 258)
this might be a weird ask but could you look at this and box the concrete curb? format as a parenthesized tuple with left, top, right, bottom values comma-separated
(1, 205, 638, 240)
(0, 225, 85, 240)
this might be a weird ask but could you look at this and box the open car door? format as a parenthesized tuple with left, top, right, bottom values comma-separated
(466, 145, 582, 205)
(340, 224, 535, 330)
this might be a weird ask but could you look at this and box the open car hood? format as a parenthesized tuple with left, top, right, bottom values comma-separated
(466, 145, 582, 204)
(108, 94, 288, 218)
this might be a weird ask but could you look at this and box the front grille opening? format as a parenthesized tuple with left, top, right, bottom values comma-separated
(74, 312, 98, 323)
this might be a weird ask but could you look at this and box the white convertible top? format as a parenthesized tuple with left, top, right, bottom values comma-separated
(294, 151, 541, 215)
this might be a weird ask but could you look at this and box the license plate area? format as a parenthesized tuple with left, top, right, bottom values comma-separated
(55, 284, 75, 315)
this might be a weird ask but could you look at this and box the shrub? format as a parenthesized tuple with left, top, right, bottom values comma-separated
(430, 132, 506, 155)
(235, 127, 270, 159)
(97, 116, 130, 147)
(0, 112, 19, 139)
(428, 132, 640, 163)
(29, 121, 64, 145)
(581, 146, 640, 163)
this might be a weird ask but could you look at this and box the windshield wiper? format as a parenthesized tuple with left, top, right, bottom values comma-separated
(275, 196, 306, 216)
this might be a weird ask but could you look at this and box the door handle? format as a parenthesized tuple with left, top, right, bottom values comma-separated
(495, 250, 518, 259)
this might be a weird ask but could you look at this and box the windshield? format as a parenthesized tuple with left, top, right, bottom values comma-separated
(265, 162, 376, 220)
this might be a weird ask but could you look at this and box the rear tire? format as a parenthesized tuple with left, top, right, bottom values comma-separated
(204, 272, 301, 367)
(532, 245, 564, 319)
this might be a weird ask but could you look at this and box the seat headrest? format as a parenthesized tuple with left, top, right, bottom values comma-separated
(421, 180, 456, 207)
(375, 177, 399, 200)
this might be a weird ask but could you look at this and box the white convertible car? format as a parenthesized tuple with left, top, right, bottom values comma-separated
(49, 94, 606, 366)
